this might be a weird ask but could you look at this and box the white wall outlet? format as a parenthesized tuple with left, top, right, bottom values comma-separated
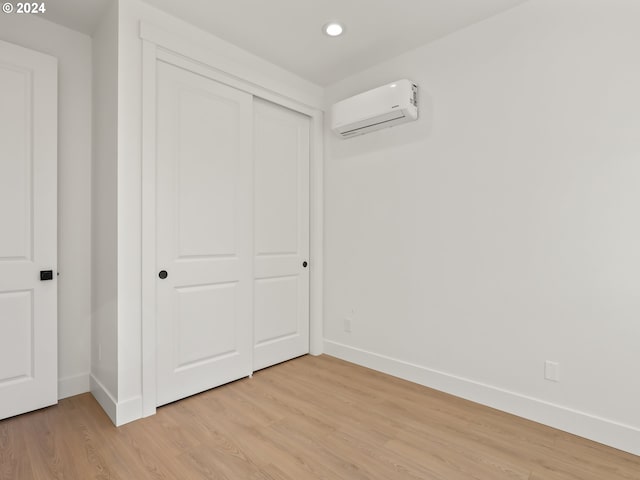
(545, 360, 559, 382)
(343, 317, 352, 333)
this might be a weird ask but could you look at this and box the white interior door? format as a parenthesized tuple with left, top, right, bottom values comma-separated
(156, 61, 253, 406)
(0, 40, 57, 419)
(253, 98, 310, 371)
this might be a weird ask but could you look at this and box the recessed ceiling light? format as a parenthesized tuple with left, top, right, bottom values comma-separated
(323, 22, 344, 37)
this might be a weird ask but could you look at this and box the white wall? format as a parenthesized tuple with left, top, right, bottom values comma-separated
(324, 0, 640, 455)
(0, 14, 92, 399)
(91, 0, 119, 414)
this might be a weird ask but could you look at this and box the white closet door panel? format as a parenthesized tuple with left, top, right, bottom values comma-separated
(175, 89, 239, 258)
(174, 282, 238, 368)
(156, 61, 253, 406)
(0, 40, 57, 420)
(254, 276, 299, 343)
(0, 291, 33, 380)
(0, 67, 31, 260)
(253, 98, 310, 371)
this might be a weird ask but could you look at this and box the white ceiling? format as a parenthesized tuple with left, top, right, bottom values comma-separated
(40, 0, 110, 35)
(43, 0, 529, 86)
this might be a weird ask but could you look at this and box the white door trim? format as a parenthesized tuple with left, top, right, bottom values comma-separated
(140, 22, 324, 418)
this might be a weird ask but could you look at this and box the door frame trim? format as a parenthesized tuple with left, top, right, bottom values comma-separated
(140, 22, 324, 417)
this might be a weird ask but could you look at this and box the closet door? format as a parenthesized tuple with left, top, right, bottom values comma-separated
(155, 61, 253, 406)
(253, 98, 310, 371)
(0, 40, 57, 420)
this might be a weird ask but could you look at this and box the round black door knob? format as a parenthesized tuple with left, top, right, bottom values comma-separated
(302, 261, 308, 268)
(158, 270, 168, 279)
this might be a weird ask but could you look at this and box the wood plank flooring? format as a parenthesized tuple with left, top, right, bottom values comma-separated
(1, 355, 638, 479)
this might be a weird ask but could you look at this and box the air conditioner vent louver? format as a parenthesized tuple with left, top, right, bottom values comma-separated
(331, 79, 418, 139)
(340, 114, 406, 137)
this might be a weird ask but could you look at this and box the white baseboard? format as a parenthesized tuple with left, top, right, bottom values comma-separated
(116, 396, 142, 426)
(90, 374, 143, 426)
(324, 340, 640, 456)
(90, 374, 117, 424)
(58, 373, 90, 400)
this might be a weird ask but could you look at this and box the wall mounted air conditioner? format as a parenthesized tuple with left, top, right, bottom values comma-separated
(331, 79, 418, 139)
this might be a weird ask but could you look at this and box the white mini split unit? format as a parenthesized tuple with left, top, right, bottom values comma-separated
(331, 79, 418, 138)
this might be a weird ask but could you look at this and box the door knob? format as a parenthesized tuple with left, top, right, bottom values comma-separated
(158, 270, 168, 279)
(302, 261, 308, 268)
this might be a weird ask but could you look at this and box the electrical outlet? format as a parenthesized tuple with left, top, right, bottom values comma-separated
(545, 360, 559, 382)
(343, 317, 352, 333)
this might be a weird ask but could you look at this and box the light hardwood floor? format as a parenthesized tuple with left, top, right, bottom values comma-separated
(1, 355, 638, 479)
